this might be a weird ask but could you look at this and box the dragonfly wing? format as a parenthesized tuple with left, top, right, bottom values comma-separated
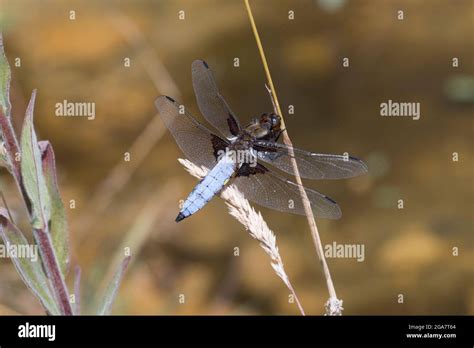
(232, 163, 341, 219)
(255, 140, 368, 180)
(192, 60, 241, 138)
(155, 95, 229, 169)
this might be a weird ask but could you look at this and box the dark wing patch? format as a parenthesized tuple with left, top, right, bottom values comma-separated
(236, 163, 269, 177)
(211, 134, 229, 160)
(155, 95, 228, 169)
(192, 60, 241, 139)
(227, 114, 240, 136)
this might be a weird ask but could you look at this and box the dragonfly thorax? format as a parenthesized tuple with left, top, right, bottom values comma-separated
(244, 113, 282, 140)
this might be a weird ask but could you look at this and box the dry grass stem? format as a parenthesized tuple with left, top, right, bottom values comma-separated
(244, 0, 342, 314)
(97, 181, 179, 297)
(179, 158, 305, 315)
(77, 11, 181, 239)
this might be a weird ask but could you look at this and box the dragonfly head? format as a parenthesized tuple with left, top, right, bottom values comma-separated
(259, 113, 281, 131)
(252, 113, 282, 140)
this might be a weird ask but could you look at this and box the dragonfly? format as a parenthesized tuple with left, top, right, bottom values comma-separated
(155, 60, 368, 222)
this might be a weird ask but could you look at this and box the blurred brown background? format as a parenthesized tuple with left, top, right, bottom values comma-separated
(0, 0, 472, 315)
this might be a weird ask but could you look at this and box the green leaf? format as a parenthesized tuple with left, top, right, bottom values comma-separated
(0, 33, 21, 181)
(0, 33, 11, 117)
(20, 90, 51, 230)
(0, 208, 59, 314)
(98, 256, 131, 315)
(39, 141, 70, 277)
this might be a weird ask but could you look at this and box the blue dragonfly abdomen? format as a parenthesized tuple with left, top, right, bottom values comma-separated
(176, 153, 237, 222)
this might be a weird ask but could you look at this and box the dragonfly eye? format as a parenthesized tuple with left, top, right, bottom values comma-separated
(270, 114, 280, 127)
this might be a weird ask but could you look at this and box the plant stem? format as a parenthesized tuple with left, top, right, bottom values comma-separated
(33, 228, 73, 315)
(0, 112, 20, 180)
(74, 266, 81, 315)
(76, 11, 179, 244)
(0, 111, 32, 214)
(0, 105, 73, 315)
(286, 277, 306, 315)
(244, 0, 341, 313)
